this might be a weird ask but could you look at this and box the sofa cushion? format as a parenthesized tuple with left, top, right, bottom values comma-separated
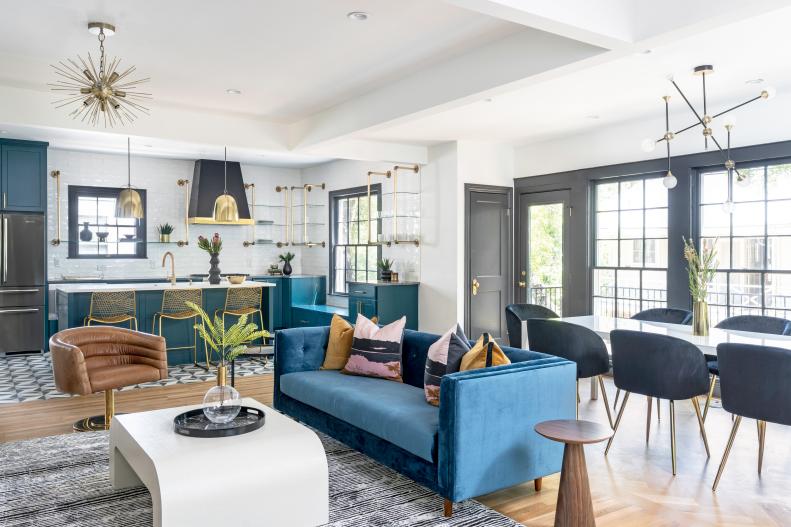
(342, 315, 406, 382)
(280, 370, 439, 462)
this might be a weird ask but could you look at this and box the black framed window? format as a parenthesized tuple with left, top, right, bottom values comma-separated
(699, 161, 791, 323)
(329, 185, 381, 295)
(68, 185, 147, 259)
(592, 175, 668, 317)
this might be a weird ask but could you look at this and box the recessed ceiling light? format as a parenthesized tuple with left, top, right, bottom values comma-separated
(347, 11, 368, 21)
(226, 88, 241, 95)
(745, 78, 764, 85)
(143, 144, 153, 148)
(586, 114, 601, 120)
(483, 97, 494, 103)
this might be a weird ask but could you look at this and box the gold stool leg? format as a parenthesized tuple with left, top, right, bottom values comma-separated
(713, 415, 742, 491)
(73, 389, 117, 432)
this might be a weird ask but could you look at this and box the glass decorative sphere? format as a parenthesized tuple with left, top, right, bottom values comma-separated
(662, 171, 677, 189)
(641, 138, 656, 153)
(203, 384, 241, 424)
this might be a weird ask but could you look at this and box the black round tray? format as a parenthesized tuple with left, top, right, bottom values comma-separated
(173, 406, 265, 438)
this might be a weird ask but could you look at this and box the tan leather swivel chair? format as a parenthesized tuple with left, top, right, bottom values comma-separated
(50, 326, 167, 431)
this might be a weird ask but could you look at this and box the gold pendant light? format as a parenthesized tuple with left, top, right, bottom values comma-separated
(213, 147, 239, 222)
(116, 137, 144, 219)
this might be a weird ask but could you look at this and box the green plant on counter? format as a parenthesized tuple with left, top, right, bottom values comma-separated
(198, 233, 223, 254)
(377, 258, 393, 272)
(157, 223, 174, 235)
(186, 301, 270, 364)
(279, 252, 295, 263)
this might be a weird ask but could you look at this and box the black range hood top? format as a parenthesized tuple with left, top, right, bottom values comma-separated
(188, 159, 252, 225)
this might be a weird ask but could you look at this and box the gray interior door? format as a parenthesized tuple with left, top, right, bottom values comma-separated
(518, 190, 570, 315)
(466, 187, 511, 341)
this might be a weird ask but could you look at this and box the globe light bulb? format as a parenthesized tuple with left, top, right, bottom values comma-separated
(723, 115, 736, 129)
(722, 200, 735, 214)
(736, 172, 751, 187)
(662, 171, 677, 189)
(762, 86, 777, 99)
(641, 138, 657, 153)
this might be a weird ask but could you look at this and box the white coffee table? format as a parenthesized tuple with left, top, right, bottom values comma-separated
(110, 397, 329, 527)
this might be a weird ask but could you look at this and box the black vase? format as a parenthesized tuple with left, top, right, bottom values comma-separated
(208, 253, 221, 284)
(282, 260, 293, 276)
(79, 222, 93, 242)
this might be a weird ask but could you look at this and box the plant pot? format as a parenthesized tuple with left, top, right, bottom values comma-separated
(379, 270, 392, 282)
(159, 233, 171, 243)
(208, 253, 221, 284)
(693, 300, 709, 336)
(79, 222, 93, 242)
(282, 260, 293, 276)
(202, 364, 241, 424)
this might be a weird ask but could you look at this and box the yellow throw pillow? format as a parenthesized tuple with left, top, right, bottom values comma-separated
(460, 333, 511, 371)
(321, 314, 355, 370)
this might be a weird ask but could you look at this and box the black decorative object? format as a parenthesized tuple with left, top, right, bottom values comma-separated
(282, 260, 292, 276)
(96, 231, 109, 242)
(173, 406, 265, 438)
(79, 222, 93, 242)
(208, 252, 221, 284)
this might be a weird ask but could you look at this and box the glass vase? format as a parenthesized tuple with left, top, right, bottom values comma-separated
(693, 300, 709, 337)
(203, 364, 241, 424)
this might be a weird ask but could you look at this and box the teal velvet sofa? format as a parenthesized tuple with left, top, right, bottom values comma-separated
(274, 327, 576, 516)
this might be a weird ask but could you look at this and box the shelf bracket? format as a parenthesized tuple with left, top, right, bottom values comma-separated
(176, 179, 190, 246)
(50, 170, 62, 246)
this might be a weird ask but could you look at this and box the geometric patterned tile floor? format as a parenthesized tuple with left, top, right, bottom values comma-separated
(0, 349, 274, 404)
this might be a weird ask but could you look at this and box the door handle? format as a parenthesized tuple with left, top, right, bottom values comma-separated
(2, 193, 6, 209)
(472, 278, 480, 296)
(518, 281, 527, 288)
(0, 289, 39, 293)
(3, 217, 7, 284)
(0, 308, 39, 314)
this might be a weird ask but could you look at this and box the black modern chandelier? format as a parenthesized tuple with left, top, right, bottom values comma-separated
(641, 65, 776, 190)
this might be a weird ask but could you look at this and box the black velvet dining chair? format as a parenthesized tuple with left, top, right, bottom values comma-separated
(702, 315, 791, 422)
(505, 303, 558, 348)
(612, 308, 694, 414)
(712, 343, 791, 491)
(606, 329, 711, 475)
(526, 319, 613, 427)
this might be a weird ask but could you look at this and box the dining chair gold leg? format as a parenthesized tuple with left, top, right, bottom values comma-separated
(646, 396, 652, 443)
(576, 379, 580, 419)
(758, 420, 766, 475)
(703, 374, 717, 423)
(713, 415, 742, 491)
(605, 392, 630, 456)
(597, 376, 614, 428)
(692, 396, 710, 458)
(657, 398, 661, 421)
(669, 400, 677, 475)
(613, 388, 620, 411)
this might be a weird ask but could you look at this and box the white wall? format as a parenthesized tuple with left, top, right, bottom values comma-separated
(47, 149, 303, 280)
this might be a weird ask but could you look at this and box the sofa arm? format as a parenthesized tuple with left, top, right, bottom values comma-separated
(274, 326, 331, 404)
(437, 358, 576, 502)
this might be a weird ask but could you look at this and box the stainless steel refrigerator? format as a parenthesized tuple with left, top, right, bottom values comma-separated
(0, 213, 45, 353)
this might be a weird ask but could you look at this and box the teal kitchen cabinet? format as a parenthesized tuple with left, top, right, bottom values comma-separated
(0, 141, 47, 212)
(347, 282, 419, 330)
(251, 275, 326, 330)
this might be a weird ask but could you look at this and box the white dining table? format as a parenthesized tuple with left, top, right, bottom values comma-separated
(558, 315, 791, 357)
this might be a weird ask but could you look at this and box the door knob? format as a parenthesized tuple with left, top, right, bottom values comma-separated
(518, 281, 526, 288)
(472, 278, 480, 296)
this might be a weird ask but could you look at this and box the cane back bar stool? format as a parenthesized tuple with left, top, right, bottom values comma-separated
(152, 288, 211, 369)
(216, 286, 265, 352)
(84, 290, 138, 330)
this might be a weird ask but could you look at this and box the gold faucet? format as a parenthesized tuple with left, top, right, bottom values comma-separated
(162, 251, 176, 285)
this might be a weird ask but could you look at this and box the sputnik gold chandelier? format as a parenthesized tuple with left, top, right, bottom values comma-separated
(49, 22, 151, 127)
(642, 65, 776, 190)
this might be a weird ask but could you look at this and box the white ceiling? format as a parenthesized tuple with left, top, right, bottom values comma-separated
(0, 0, 518, 122)
(367, 5, 791, 146)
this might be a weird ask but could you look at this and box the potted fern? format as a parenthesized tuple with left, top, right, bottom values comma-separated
(186, 301, 271, 423)
(378, 258, 393, 282)
(683, 237, 718, 336)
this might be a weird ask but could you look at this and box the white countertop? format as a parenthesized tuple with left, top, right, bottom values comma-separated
(53, 280, 274, 294)
(559, 315, 791, 356)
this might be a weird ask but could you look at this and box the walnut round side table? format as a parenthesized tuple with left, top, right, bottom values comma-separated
(535, 419, 613, 527)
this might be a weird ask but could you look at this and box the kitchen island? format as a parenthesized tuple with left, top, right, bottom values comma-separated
(54, 281, 275, 366)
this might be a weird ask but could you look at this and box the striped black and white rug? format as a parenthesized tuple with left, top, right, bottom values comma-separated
(0, 430, 522, 527)
(0, 351, 273, 404)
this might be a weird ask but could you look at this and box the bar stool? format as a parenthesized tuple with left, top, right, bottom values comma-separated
(152, 288, 210, 369)
(84, 290, 138, 330)
(216, 286, 265, 359)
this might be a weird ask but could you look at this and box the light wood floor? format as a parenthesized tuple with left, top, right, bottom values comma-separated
(1, 375, 789, 526)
